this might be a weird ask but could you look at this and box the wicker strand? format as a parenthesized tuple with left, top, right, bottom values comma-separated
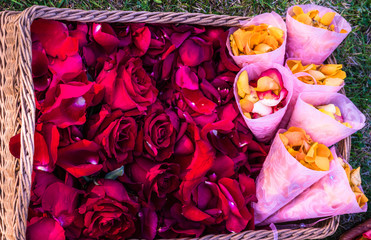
(0, 5, 346, 240)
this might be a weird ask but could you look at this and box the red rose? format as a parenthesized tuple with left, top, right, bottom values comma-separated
(27, 217, 65, 240)
(79, 179, 139, 239)
(39, 80, 104, 128)
(137, 103, 177, 161)
(116, 23, 151, 57)
(97, 50, 158, 113)
(179, 37, 213, 67)
(32, 42, 51, 91)
(87, 104, 137, 171)
(181, 175, 255, 233)
(127, 157, 180, 207)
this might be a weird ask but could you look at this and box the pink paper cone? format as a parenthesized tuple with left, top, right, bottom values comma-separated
(262, 147, 367, 225)
(227, 12, 287, 67)
(286, 4, 352, 65)
(233, 63, 294, 142)
(253, 129, 331, 224)
(281, 58, 344, 128)
(288, 92, 366, 147)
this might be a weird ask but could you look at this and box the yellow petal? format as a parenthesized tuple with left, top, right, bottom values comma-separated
(305, 142, 318, 162)
(267, 26, 284, 41)
(314, 156, 330, 171)
(287, 60, 304, 74)
(331, 70, 346, 79)
(330, 24, 335, 31)
(302, 63, 317, 72)
(340, 29, 348, 33)
(298, 76, 315, 85)
(244, 112, 252, 119)
(254, 43, 273, 53)
(307, 70, 326, 81)
(255, 76, 280, 92)
(318, 109, 335, 119)
(344, 164, 351, 182)
(342, 122, 352, 128)
(288, 147, 299, 158)
(350, 167, 362, 186)
(335, 106, 341, 116)
(324, 77, 344, 86)
(254, 24, 268, 32)
(230, 35, 239, 56)
(319, 64, 342, 75)
(316, 104, 336, 114)
(320, 12, 336, 26)
(237, 70, 250, 97)
(293, 6, 304, 16)
(279, 133, 289, 146)
(308, 10, 319, 19)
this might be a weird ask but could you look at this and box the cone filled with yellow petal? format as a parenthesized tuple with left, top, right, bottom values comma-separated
(280, 58, 345, 128)
(261, 147, 367, 225)
(286, 4, 351, 65)
(227, 12, 287, 67)
(233, 63, 294, 142)
(288, 92, 365, 147)
(253, 129, 332, 224)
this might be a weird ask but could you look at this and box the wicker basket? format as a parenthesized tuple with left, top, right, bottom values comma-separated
(0, 5, 347, 240)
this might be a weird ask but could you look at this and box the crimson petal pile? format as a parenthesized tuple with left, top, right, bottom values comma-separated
(11, 19, 271, 240)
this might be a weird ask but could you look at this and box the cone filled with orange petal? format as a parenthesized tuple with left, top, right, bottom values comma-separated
(261, 147, 367, 225)
(227, 12, 287, 67)
(253, 127, 333, 224)
(286, 4, 351, 65)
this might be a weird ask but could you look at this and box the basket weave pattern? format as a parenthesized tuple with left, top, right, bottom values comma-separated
(0, 5, 346, 240)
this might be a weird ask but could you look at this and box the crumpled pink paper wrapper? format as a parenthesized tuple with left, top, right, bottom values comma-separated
(281, 58, 344, 128)
(286, 4, 351, 65)
(227, 12, 287, 67)
(233, 63, 294, 142)
(288, 92, 366, 147)
(262, 147, 367, 225)
(253, 129, 331, 224)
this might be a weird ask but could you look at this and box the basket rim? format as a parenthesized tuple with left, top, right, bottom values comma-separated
(4, 5, 347, 239)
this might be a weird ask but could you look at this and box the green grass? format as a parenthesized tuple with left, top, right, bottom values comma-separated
(1, 0, 370, 239)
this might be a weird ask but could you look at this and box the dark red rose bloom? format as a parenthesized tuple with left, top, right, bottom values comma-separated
(158, 201, 205, 238)
(181, 175, 255, 233)
(39, 80, 104, 128)
(86, 104, 137, 171)
(136, 103, 177, 161)
(127, 157, 180, 207)
(116, 23, 151, 57)
(78, 179, 139, 239)
(57, 140, 102, 178)
(9, 123, 59, 172)
(58, 125, 83, 147)
(97, 50, 158, 113)
(27, 216, 65, 240)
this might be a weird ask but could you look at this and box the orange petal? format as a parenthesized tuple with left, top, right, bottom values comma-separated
(319, 64, 342, 75)
(233, 29, 252, 53)
(314, 156, 330, 171)
(230, 35, 239, 56)
(279, 133, 289, 146)
(263, 35, 279, 49)
(340, 29, 348, 33)
(308, 10, 319, 19)
(316, 144, 332, 158)
(240, 97, 254, 113)
(254, 43, 273, 53)
(324, 78, 344, 86)
(287, 60, 304, 74)
(292, 6, 304, 16)
(350, 167, 362, 186)
(267, 26, 284, 41)
(306, 142, 318, 159)
(283, 131, 305, 147)
(320, 12, 336, 26)
(297, 13, 312, 25)
(249, 32, 261, 49)
(307, 70, 326, 81)
(331, 70, 346, 79)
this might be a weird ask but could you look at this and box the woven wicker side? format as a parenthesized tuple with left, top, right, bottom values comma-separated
(5, 5, 347, 240)
(0, 11, 32, 240)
